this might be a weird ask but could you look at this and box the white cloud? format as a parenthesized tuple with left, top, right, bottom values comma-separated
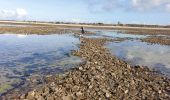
(85, 0, 121, 13)
(131, 0, 170, 11)
(85, 0, 170, 13)
(16, 8, 27, 19)
(0, 8, 27, 20)
(166, 4, 170, 12)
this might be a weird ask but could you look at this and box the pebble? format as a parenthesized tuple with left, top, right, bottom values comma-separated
(105, 92, 111, 98)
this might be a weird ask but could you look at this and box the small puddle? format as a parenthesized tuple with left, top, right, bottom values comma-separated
(0, 33, 81, 94)
(106, 40, 170, 76)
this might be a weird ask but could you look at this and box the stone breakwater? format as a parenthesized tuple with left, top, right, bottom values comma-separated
(2, 37, 170, 100)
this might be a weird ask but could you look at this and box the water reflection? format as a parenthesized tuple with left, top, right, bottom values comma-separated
(84, 30, 148, 39)
(17, 34, 28, 38)
(106, 40, 170, 76)
(0, 33, 81, 94)
(0, 24, 31, 27)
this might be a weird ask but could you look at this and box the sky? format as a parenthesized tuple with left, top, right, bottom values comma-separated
(0, 0, 170, 25)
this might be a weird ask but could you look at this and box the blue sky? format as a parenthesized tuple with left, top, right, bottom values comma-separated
(0, 0, 170, 25)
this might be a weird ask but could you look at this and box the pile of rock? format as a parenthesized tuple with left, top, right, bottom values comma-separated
(141, 36, 170, 45)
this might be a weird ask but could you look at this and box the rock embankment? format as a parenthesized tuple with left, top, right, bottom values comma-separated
(141, 36, 170, 45)
(3, 37, 170, 100)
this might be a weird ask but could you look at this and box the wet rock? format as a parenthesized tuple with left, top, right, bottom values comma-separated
(72, 85, 79, 92)
(125, 90, 129, 94)
(26, 91, 35, 99)
(63, 95, 73, 100)
(78, 67, 83, 70)
(20, 94, 26, 99)
(76, 91, 83, 97)
(105, 92, 111, 98)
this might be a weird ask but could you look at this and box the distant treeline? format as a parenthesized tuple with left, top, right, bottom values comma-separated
(1, 20, 170, 28)
(120, 24, 170, 28)
(53, 21, 170, 28)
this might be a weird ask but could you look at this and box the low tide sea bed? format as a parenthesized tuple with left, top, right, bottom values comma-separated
(2, 36, 170, 100)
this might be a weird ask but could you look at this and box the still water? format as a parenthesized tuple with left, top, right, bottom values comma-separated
(0, 33, 81, 94)
(84, 30, 148, 39)
(85, 29, 170, 76)
(106, 40, 170, 76)
(0, 29, 170, 94)
(0, 24, 31, 27)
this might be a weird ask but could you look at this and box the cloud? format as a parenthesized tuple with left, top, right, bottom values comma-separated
(84, 0, 170, 13)
(16, 8, 27, 19)
(166, 4, 170, 12)
(85, 0, 122, 13)
(0, 8, 28, 20)
(130, 0, 170, 11)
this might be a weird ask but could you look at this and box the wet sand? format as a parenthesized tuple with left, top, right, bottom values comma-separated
(2, 36, 170, 100)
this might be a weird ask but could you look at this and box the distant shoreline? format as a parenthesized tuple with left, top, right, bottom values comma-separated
(0, 20, 170, 30)
(1, 20, 170, 35)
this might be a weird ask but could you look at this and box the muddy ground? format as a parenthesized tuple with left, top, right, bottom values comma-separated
(2, 36, 170, 100)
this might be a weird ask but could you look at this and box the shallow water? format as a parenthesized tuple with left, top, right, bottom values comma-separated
(0, 24, 31, 27)
(84, 30, 148, 39)
(84, 29, 170, 76)
(106, 40, 170, 76)
(0, 33, 81, 94)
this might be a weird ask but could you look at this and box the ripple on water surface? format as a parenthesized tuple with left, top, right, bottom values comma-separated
(0, 33, 81, 94)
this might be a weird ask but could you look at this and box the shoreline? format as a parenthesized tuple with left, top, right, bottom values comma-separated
(1, 21, 170, 35)
(141, 36, 170, 45)
(1, 24, 170, 46)
(2, 36, 170, 99)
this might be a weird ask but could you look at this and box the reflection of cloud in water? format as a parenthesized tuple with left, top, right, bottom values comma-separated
(17, 34, 27, 38)
(107, 40, 170, 76)
(84, 30, 148, 39)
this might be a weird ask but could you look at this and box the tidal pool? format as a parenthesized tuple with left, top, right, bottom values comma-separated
(106, 40, 170, 76)
(84, 30, 148, 39)
(0, 33, 81, 94)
